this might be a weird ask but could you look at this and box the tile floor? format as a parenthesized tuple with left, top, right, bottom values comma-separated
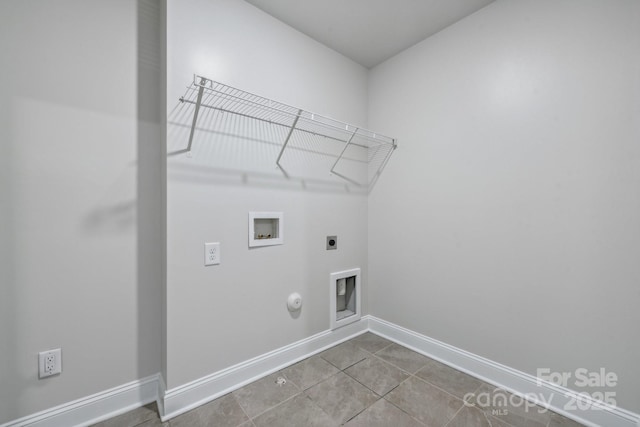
(92, 333, 585, 427)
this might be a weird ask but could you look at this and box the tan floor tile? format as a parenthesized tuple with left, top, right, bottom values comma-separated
(350, 332, 393, 353)
(91, 403, 161, 427)
(281, 356, 339, 390)
(345, 356, 409, 396)
(232, 372, 299, 418)
(375, 343, 431, 374)
(305, 372, 379, 424)
(345, 399, 424, 427)
(415, 359, 482, 398)
(252, 394, 337, 427)
(169, 394, 248, 427)
(319, 341, 368, 370)
(385, 376, 463, 426)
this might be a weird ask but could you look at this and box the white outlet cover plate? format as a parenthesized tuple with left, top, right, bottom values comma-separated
(39, 348, 62, 378)
(204, 242, 221, 266)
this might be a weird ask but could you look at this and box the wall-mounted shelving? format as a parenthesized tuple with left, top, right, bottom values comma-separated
(178, 75, 397, 190)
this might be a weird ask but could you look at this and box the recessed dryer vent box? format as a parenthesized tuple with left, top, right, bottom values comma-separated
(330, 268, 361, 330)
(249, 212, 283, 247)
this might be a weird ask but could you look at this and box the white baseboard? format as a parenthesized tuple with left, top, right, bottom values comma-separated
(160, 317, 369, 421)
(368, 316, 640, 427)
(0, 374, 160, 427)
(6, 316, 638, 427)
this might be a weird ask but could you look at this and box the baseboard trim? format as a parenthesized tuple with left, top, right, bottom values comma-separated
(368, 316, 640, 427)
(0, 374, 160, 427)
(160, 317, 369, 421)
(6, 316, 638, 427)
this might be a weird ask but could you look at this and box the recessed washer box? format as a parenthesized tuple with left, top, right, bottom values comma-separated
(249, 212, 283, 247)
(330, 268, 361, 330)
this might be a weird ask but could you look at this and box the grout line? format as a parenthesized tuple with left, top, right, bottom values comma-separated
(338, 358, 367, 371)
(470, 381, 486, 396)
(234, 371, 304, 422)
(247, 392, 302, 422)
(370, 341, 438, 376)
(318, 346, 368, 371)
(302, 393, 339, 426)
(382, 393, 428, 426)
(367, 351, 412, 374)
(384, 374, 414, 397)
(303, 341, 384, 426)
(373, 341, 394, 353)
(367, 335, 396, 353)
(351, 333, 395, 354)
(483, 410, 495, 427)
(341, 397, 379, 425)
(303, 369, 343, 393)
(408, 373, 466, 404)
(344, 354, 412, 398)
(299, 370, 358, 425)
(443, 404, 465, 427)
(487, 413, 519, 427)
(386, 373, 468, 427)
(231, 392, 254, 426)
(341, 370, 386, 399)
(382, 382, 403, 397)
(379, 358, 424, 376)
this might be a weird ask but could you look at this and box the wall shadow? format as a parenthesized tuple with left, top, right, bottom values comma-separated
(0, 94, 18, 421)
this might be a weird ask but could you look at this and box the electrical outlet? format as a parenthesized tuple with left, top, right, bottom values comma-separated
(39, 348, 62, 378)
(204, 242, 221, 266)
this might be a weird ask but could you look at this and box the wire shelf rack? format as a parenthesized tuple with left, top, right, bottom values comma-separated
(177, 75, 397, 189)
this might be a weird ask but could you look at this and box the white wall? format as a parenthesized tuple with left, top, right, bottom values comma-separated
(368, 0, 640, 413)
(4, 0, 638, 421)
(165, 0, 369, 389)
(0, 0, 163, 422)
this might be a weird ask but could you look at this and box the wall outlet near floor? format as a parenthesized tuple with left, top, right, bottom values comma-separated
(204, 242, 221, 266)
(39, 348, 62, 378)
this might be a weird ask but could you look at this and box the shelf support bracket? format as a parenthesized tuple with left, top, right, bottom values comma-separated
(276, 109, 303, 177)
(330, 128, 361, 186)
(186, 77, 207, 153)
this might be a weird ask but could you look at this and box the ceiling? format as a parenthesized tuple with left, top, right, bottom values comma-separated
(244, 0, 495, 68)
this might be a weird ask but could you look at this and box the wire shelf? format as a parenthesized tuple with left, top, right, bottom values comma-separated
(177, 75, 397, 189)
